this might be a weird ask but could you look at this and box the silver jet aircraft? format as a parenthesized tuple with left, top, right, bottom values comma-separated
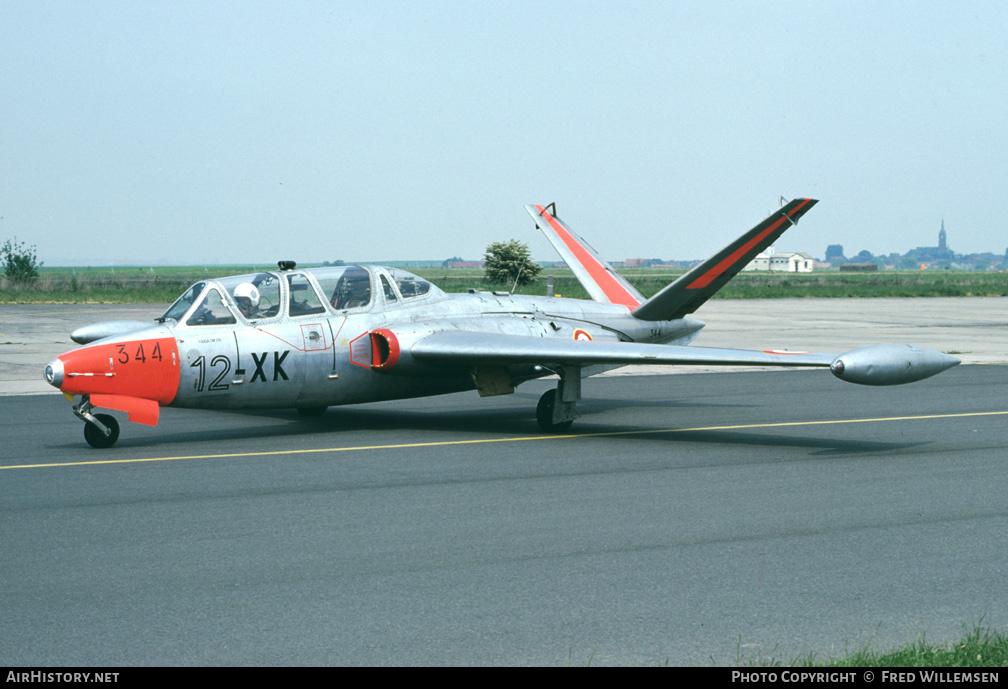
(44, 199, 959, 448)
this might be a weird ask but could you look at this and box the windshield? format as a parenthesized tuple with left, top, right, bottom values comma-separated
(186, 287, 237, 326)
(161, 282, 206, 322)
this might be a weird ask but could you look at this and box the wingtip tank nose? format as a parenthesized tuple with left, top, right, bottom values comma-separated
(830, 344, 960, 386)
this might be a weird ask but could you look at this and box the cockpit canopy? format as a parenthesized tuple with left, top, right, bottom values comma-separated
(160, 265, 442, 326)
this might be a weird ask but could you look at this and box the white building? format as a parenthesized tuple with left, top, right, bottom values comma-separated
(742, 251, 815, 272)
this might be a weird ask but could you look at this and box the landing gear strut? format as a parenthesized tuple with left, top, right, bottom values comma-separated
(73, 396, 121, 449)
(536, 365, 581, 433)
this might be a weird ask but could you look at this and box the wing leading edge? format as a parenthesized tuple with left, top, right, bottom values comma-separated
(412, 331, 835, 369)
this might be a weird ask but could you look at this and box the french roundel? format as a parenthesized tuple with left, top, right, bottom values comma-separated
(573, 329, 593, 341)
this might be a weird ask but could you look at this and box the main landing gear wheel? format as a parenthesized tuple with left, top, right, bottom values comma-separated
(83, 413, 120, 449)
(536, 389, 574, 433)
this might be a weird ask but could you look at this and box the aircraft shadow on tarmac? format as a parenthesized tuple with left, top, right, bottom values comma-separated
(616, 428, 925, 457)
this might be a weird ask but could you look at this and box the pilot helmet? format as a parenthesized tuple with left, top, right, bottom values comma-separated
(233, 282, 260, 308)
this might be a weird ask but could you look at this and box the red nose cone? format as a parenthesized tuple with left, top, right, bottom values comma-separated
(55, 335, 180, 405)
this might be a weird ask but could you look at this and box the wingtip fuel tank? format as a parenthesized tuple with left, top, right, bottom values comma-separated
(70, 320, 153, 345)
(829, 344, 960, 386)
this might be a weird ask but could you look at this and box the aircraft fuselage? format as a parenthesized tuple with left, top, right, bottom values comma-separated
(47, 267, 702, 421)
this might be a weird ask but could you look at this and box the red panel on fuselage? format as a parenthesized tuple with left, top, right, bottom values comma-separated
(58, 336, 180, 405)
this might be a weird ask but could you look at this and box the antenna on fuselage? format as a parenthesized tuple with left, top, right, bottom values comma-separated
(510, 257, 527, 296)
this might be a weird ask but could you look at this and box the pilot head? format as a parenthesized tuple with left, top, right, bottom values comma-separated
(233, 282, 260, 318)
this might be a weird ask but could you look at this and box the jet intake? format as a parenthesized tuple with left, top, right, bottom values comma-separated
(371, 329, 400, 370)
(830, 344, 959, 386)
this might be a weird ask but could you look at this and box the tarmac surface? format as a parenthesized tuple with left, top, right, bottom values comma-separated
(1, 298, 1006, 665)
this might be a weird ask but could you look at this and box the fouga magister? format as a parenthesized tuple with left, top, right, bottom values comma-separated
(45, 199, 959, 448)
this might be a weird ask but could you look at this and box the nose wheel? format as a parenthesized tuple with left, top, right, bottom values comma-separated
(83, 414, 120, 449)
(73, 397, 121, 448)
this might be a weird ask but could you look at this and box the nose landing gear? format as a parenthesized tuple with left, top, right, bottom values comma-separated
(73, 397, 121, 449)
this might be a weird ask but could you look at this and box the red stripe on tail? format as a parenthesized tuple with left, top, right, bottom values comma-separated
(535, 205, 641, 308)
(686, 198, 812, 290)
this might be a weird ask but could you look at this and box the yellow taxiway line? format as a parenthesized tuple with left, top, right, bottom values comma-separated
(3, 409, 1008, 472)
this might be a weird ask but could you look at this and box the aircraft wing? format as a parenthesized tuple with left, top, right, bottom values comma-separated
(411, 331, 834, 369)
(410, 331, 958, 386)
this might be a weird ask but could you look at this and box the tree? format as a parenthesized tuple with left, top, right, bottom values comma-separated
(483, 239, 541, 286)
(825, 244, 845, 261)
(2, 238, 42, 284)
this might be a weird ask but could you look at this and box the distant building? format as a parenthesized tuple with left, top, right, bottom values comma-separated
(742, 251, 815, 272)
(621, 258, 674, 268)
(909, 219, 954, 268)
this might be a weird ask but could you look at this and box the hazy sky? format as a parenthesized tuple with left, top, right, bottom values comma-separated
(2, 1, 1006, 266)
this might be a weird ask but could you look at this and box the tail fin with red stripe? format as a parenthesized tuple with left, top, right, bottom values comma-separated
(630, 197, 818, 321)
(525, 203, 644, 308)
